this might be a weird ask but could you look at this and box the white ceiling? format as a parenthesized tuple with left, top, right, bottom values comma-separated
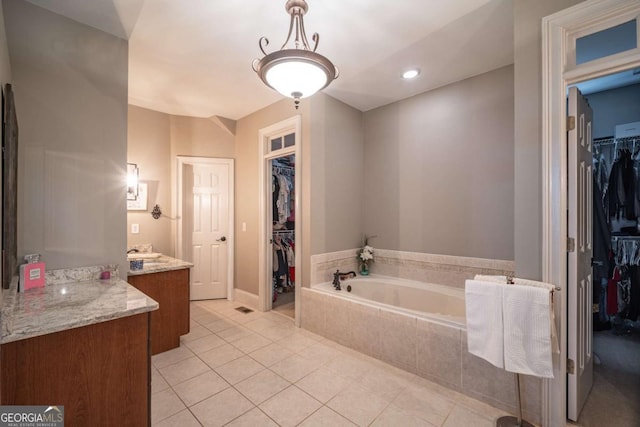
(25, 0, 515, 120)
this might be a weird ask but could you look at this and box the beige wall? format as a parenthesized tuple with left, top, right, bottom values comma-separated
(310, 94, 364, 254)
(363, 65, 515, 260)
(5, 0, 128, 271)
(127, 105, 172, 255)
(127, 108, 236, 257)
(513, 0, 584, 279)
(170, 115, 235, 159)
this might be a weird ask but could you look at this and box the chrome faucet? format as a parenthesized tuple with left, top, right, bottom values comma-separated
(127, 248, 139, 254)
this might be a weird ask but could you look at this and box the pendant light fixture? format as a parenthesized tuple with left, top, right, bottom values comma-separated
(252, 0, 338, 109)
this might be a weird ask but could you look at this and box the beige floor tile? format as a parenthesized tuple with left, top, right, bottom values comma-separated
(249, 342, 295, 367)
(195, 299, 236, 312)
(296, 342, 343, 365)
(152, 368, 170, 394)
(191, 387, 254, 427)
(217, 325, 254, 343)
(244, 317, 281, 333)
(298, 406, 357, 426)
(359, 365, 412, 401)
(172, 370, 229, 407)
(227, 310, 264, 324)
(259, 385, 322, 427)
(270, 354, 320, 383)
(180, 325, 213, 343)
(183, 333, 226, 354)
(259, 324, 297, 341)
(215, 355, 265, 385)
(202, 318, 236, 333)
(190, 305, 211, 319)
(295, 366, 353, 403)
(199, 343, 244, 369)
(192, 312, 225, 326)
(235, 369, 290, 404)
(232, 333, 272, 353)
(159, 356, 210, 386)
(152, 346, 195, 369)
(370, 404, 435, 427)
(326, 383, 391, 426)
(323, 354, 374, 381)
(225, 407, 278, 427)
(216, 306, 246, 317)
(277, 332, 317, 353)
(443, 404, 495, 427)
(392, 382, 456, 426)
(151, 389, 186, 424)
(153, 409, 201, 427)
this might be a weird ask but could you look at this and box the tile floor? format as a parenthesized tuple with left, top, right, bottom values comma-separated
(151, 300, 512, 426)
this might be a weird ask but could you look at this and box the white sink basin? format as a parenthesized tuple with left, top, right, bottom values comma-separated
(127, 252, 162, 260)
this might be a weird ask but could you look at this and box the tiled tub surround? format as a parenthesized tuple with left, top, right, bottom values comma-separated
(300, 280, 543, 424)
(311, 248, 514, 289)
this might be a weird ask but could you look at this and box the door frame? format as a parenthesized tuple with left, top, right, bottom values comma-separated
(258, 116, 302, 325)
(542, 1, 640, 425)
(176, 156, 235, 300)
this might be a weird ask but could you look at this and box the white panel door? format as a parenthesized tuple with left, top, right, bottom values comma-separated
(567, 86, 594, 421)
(189, 162, 230, 300)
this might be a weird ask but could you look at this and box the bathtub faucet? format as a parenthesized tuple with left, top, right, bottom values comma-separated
(333, 270, 357, 291)
(332, 270, 342, 291)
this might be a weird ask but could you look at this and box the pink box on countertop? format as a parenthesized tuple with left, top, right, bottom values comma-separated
(19, 262, 46, 292)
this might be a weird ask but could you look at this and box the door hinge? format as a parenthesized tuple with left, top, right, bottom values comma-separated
(567, 116, 576, 131)
(567, 237, 576, 253)
(567, 358, 575, 375)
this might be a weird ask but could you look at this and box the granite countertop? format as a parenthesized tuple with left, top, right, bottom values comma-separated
(127, 255, 193, 276)
(1, 277, 158, 344)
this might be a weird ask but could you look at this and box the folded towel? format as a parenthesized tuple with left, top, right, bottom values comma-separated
(503, 284, 554, 378)
(474, 274, 507, 283)
(465, 280, 504, 368)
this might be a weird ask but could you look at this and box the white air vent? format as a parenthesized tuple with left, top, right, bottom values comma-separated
(615, 121, 640, 139)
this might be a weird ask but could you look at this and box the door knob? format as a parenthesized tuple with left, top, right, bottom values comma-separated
(217, 236, 226, 242)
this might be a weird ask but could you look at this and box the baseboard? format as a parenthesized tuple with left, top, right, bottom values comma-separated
(233, 288, 260, 311)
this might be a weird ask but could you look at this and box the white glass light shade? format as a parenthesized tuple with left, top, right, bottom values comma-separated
(266, 60, 328, 98)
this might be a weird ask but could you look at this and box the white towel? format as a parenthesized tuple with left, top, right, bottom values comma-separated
(503, 284, 554, 378)
(512, 278, 560, 355)
(465, 280, 504, 368)
(474, 274, 507, 283)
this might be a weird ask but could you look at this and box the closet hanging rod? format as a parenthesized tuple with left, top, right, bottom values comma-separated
(273, 229, 294, 235)
(612, 235, 640, 241)
(273, 164, 294, 170)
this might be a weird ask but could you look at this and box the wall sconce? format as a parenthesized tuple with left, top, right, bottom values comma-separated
(127, 163, 139, 200)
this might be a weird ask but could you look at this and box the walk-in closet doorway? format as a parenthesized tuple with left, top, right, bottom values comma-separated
(542, 2, 640, 425)
(258, 116, 301, 325)
(568, 72, 640, 427)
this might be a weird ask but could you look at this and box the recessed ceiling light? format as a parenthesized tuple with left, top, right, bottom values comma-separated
(402, 69, 420, 79)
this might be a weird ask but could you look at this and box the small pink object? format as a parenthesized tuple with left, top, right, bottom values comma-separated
(19, 262, 46, 291)
(100, 271, 111, 280)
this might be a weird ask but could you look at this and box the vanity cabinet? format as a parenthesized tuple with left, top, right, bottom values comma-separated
(1, 313, 151, 427)
(128, 268, 190, 354)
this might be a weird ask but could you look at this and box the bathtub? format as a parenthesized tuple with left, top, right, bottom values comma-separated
(301, 274, 542, 423)
(312, 275, 465, 327)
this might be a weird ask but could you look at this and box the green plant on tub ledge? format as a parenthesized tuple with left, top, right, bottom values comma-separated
(357, 235, 376, 276)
